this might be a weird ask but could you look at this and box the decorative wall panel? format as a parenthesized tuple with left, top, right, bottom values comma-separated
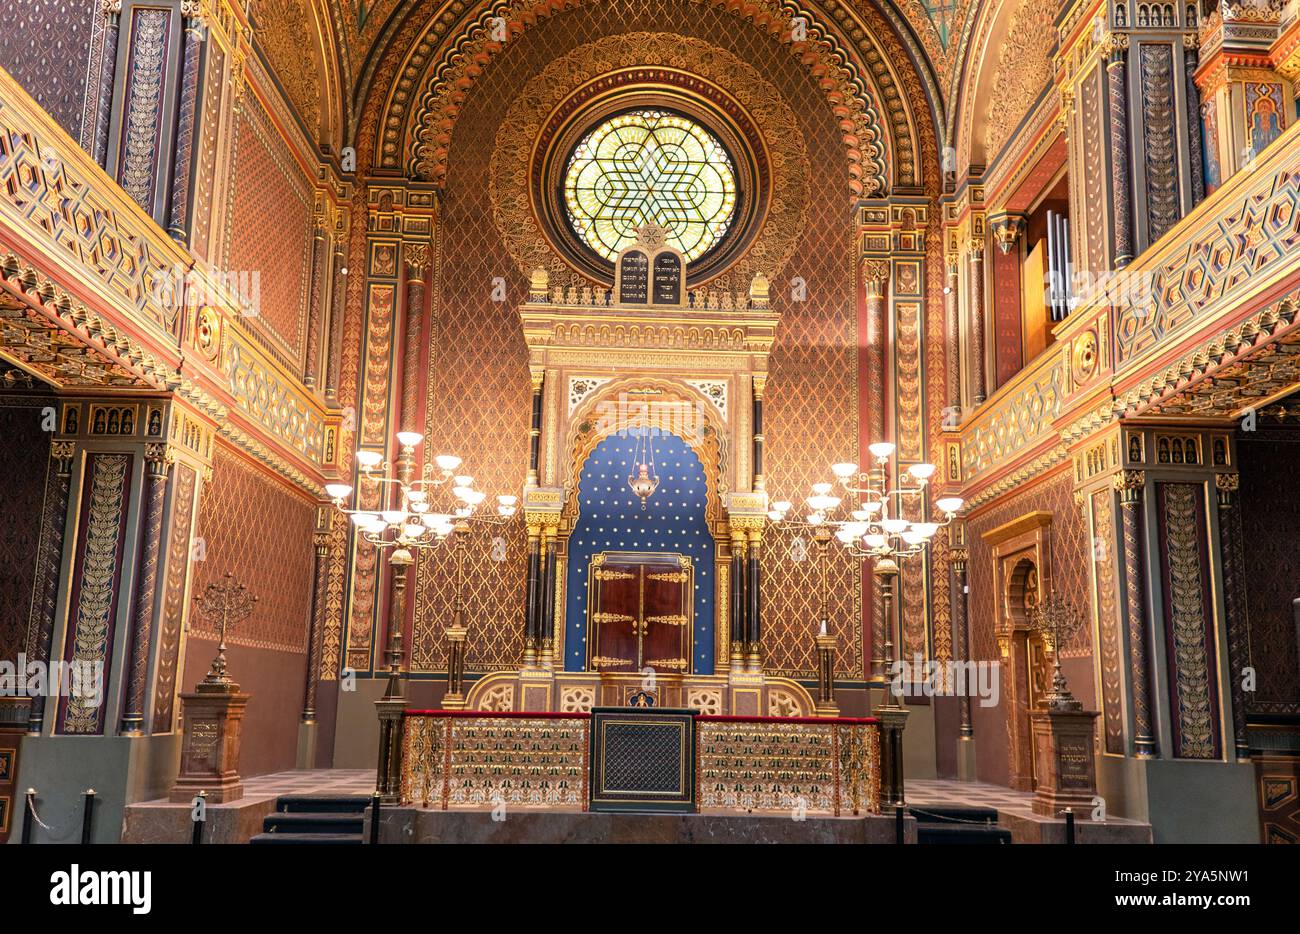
(58, 452, 132, 735)
(1139, 43, 1180, 244)
(115, 7, 172, 214)
(224, 95, 314, 367)
(0, 405, 50, 663)
(151, 462, 196, 733)
(966, 468, 1092, 662)
(1090, 486, 1125, 754)
(1155, 481, 1221, 760)
(0, 0, 101, 148)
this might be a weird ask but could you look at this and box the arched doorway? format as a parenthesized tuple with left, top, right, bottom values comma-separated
(1005, 557, 1050, 790)
(565, 428, 715, 673)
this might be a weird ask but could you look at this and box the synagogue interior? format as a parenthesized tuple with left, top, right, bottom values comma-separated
(0, 0, 1299, 847)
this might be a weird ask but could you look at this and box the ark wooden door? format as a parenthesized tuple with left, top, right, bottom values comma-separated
(587, 552, 692, 674)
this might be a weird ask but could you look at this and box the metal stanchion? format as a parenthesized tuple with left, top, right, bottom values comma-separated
(370, 792, 381, 844)
(191, 791, 207, 845)
(80, 789, 96, 844)
(21, 789, 35, 844)
(1064, 807, 1076, 845)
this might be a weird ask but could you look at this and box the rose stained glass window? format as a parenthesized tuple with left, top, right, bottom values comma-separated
(563, 110, 738, 263)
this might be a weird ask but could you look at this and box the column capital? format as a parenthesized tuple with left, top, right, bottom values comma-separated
(862, 258, 890, 296)
(988, 212, 1026, 254)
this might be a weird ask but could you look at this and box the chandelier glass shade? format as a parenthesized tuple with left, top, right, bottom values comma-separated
(326, 433, 516, 562)
(770, 444, 963, 561)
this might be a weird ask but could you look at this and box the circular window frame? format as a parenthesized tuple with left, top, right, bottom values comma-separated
(531, 72, 771, 287)
(561, 107, 739, 266)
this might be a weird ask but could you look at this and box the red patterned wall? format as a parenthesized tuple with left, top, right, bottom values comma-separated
(224, 97, 313, 369)
(964, 467, 1093, 662)
(185, 443, 315, 774)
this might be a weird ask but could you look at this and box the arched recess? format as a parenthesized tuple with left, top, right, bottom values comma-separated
(562, 377, 731, 532)
(564, 430, 716, 673)
(952, 0, 1058, 174)
(250, 0, 349, 151)
(357, 0, 943, 196)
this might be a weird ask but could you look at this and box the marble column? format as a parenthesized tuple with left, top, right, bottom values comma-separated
(400, 244, 429, 434)
(746, 527, 763, 671)
(1215, 473, 1250, 759)
(540, 526, 558, 668)
(1117, 470, 1157, 757)
(944, 254, 961, 414)
(527, 373, 543, 487)
(166, 8, 206, 242)
(951, 546, 972, 738)
(751, 376, 766, 491)
(968, 239, 987, 405)
(728, 527, 746, 673)
(301, 528, 330, 723)
(1106, 36, 1135, 268)
(523, 521, 542, 667)
(120, 444, 171, 734)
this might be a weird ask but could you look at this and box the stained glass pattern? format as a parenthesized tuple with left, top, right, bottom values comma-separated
(564, 110, 737, 262)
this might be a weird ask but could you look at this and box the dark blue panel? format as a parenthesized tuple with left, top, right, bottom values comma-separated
(565, 428, 713, 673)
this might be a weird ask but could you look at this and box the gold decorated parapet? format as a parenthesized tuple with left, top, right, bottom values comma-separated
(398, 710, 881, 816)
(401, 712, 589, 810)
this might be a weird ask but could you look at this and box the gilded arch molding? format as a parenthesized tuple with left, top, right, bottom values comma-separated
(360, 0, 941, 195)
(562, 377, 732, 532)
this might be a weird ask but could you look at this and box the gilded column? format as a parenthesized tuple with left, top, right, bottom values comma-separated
(121, 444, 171, 734)
(93, 1, 123, 168)
(527, 372, 544, 487)
(1117, 470, 1157, 757)
(303, 214, 328, 388)
(400, 243, 429, 434)
(944, 252, 961, 413)
(728, 526, 746, 672)
(951, 545, 972, 738)
(27, 442, 76, 734)
(968, 239, 987, 405)
(1106, 35, 1135, 268)
(751, 376, 766, 491)
(863, 261, 889, 446)
(746, 526, 763, 671)
(166, 4, 206, 242)
(302, 524, 330, 723)
(1215, 473, 1250, 758)
(523, 519, 542, 667)
(324, 242, 347, 402)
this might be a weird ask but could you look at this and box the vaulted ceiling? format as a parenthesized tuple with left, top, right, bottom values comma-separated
(248, 0, 1012, 163)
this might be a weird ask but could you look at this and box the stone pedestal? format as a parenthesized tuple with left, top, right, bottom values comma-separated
(813, 633, 839, 717)
(874, 705, 909, 807)
(441, 627, 468, 709)
(169, 684, 249, 803)
(1030, 708, 1100, 818)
